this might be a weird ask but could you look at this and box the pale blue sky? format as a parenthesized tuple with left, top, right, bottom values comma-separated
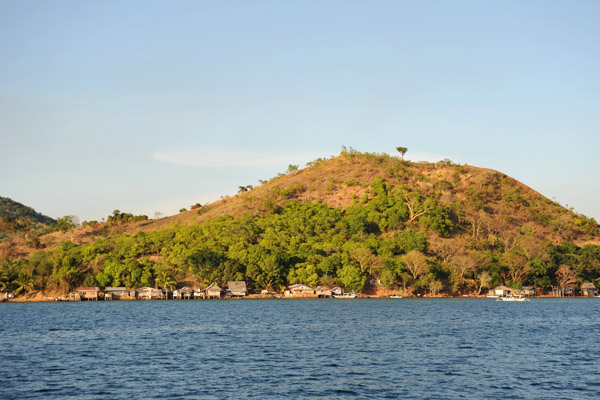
(1, 0, 599, 221)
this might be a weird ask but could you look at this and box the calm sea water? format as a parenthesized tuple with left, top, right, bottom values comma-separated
(1, 298, 599, 399)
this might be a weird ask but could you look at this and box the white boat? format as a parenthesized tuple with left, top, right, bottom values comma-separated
(486, 295, 499, 299)
(496, 295, 530, 302)
(389, 295, 403, 299)
(333, 293, 357, 299)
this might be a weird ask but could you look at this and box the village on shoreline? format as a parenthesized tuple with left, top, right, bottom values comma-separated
(2, 280, 598, 303)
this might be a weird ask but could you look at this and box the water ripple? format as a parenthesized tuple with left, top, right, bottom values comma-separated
(2, 299, 600, 399)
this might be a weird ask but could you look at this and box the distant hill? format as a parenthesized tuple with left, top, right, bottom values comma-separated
(2, 150, 600, 298)
(104, 150, 599, 246)
(0, 196, 56, 226)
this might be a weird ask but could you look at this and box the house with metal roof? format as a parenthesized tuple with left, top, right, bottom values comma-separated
(173, 286, 194, 300)
(76, 287, 100, 301)
(137, 287, 165, 300)
(203, 283, 223, 299)
(492, 286, 513, 297)
(104, 287, 131, 300)
(315, 286, 332, 298)
(287, 284, 315, 297)
(227, 281, 248, 297)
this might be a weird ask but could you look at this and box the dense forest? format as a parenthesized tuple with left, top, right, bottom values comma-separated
(2, 150, 600, 297)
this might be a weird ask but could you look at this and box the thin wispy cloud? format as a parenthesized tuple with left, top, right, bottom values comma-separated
(152, 148, 327, 168)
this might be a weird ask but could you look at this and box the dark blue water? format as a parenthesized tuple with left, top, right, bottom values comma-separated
(1, 298, 599, 399)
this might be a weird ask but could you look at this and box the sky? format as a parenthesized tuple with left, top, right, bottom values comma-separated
(1, 0, 599, 222)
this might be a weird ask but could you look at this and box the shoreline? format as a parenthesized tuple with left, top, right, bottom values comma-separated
(3, 293, 589, 304)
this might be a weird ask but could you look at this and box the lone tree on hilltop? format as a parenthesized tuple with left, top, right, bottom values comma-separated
(396, 146, 408, 161)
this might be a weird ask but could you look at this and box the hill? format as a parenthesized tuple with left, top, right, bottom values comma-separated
(0, 196, 55, 226)
(0, 196, 56, 246)
(2, 150, 600, 298)
(42, 150, 600, 245)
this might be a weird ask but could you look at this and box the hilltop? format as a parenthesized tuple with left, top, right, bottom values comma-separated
(0, 196, 56, 246)
(0, 196, 55, 226)
(2, 150, 599, 298)
(41, 151, 599, 246)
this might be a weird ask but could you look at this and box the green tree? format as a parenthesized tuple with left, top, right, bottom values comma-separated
(53, 251, 82, 293)
(343, 205, 372, 234)
(188, 249, 225, 284)
(419, 204, 453, 237)
(155, 269, 176, 291)
(82, 273, 97, 287)
(348, 246, 383, 277)
(238, 185, 254, 193)
(380, 264, 399, 288)
(0, 266, 10, 289)
(393, 230, 428, 254)
(287, 263, 320, 287)
(337, 264, 366, 293)
(12, 266, 35, 295)
(528, 257, 552, 289)
(396, 146, 408, 161)
(56, 215, 79, 242)
(95, 271, 111, 287)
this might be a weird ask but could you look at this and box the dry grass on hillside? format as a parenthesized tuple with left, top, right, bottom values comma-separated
(27, 153, 599, 254)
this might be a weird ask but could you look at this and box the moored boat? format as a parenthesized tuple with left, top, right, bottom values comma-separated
(496, 295, 529, 302)
(333, 293, 357, 299)
(389, 295, 403, 299)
